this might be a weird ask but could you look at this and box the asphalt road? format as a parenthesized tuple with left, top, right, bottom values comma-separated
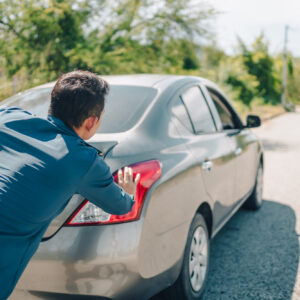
(153, 109, 300, 300)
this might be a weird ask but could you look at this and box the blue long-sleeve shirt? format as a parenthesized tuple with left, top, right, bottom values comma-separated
(0, 107, 134, 299)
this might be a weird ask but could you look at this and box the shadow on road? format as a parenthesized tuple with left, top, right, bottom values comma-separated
(204, 200, 299, 300)
(261, 139, 291, 152)
(152, 200, 299, 300)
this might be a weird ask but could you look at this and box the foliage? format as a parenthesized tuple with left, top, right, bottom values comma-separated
(0, 1, 299, 108)
(285, 57, 300, 104)
(200, 34, 286, 108)
(0, 0, 215, 81)
(237, 34, 281, 104)
(198, 43, 260, 107)
(224, 56, 259, 107)
(0, 0, 90, 82)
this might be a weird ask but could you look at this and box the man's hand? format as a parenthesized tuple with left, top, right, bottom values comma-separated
(118, 167, 140, 197)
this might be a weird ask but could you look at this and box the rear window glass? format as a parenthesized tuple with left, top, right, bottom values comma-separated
(0, 88, 51, 118)
(0, 85, 157, 133)
(98, 86, 157, 133)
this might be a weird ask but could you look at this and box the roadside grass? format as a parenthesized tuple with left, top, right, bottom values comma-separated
(233, 98, 286, 124)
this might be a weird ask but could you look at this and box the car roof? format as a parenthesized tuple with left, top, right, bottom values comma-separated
(32, 74, 216, 90)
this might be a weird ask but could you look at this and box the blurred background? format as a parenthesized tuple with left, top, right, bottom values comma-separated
(0, 0, 299, 120)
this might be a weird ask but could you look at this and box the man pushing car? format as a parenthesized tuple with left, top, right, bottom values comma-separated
(0, 70, 140, 299)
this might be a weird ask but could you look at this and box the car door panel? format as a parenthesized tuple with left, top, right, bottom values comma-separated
(203, 86, 258, 204)
(233, 129, 260, 199)
(170, 85, 237, 230)
(187, 133, 237, 230)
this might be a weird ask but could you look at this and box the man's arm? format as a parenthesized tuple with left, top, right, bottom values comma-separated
(77, 156, 139, 215)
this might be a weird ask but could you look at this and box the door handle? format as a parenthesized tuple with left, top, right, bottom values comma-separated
(201, 160, 213, 171)
(235, 148, 242, 156)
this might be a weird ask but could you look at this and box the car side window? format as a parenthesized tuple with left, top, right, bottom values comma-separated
(208, 89, 239, 130)
(171, 96, 193, 132)
(180, 86, 216, 134)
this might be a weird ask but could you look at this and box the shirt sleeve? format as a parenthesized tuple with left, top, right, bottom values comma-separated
(77, 155, 135, 215)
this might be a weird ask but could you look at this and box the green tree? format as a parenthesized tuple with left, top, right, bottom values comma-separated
(238, 34, 280, 104)
(81, 0, 216, 74)
(0, 0, 90, 83)
(0, 0, 217, 96)
(285, 56, 300, 104)
(198, 42, 259, 107)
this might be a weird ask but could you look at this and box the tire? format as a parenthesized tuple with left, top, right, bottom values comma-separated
(244, 163, 263, 210)
(162, 214, 210, 300)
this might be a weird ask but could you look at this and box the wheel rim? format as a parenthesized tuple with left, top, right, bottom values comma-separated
(256, 166, 263, 205)
(189, 225, 208, 292)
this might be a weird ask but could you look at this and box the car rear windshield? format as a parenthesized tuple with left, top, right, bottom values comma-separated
(98, 85, 157, 133)
(1, 85, 157, 133)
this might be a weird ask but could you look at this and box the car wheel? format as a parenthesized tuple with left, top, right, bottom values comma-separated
(244, 163, 263, 210)
(162, 214, 210, 300)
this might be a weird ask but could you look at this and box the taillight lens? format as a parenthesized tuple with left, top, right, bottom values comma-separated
(65, 159, 161, 226)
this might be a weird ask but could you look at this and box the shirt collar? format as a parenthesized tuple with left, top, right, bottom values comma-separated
(47, 114, 103, 156)
(47, 115, 79, 138)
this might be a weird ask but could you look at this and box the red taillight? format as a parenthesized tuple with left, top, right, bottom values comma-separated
(65, 160, 161, 226)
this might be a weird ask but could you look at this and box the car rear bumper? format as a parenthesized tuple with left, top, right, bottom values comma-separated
(12, 219, 181, 300)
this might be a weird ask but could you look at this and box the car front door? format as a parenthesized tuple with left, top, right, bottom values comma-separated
(204, 86, 258, 203)
(174, 84, 237, 230)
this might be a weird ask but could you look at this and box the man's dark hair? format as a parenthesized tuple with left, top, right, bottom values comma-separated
(49, 70, 109, 128)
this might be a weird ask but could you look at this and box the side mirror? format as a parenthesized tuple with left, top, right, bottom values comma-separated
(246, 115, 261, 128)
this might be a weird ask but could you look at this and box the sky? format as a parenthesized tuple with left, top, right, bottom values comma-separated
(207, 0, 300, 56)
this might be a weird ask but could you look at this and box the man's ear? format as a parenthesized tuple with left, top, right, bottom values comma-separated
(85, 116, 98, 132)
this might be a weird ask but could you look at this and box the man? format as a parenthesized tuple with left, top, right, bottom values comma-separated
(0, 70, 139, 299)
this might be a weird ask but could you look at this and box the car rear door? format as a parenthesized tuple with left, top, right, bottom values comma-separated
(173, 83, 237, 230)
(203, 85, 258, 203)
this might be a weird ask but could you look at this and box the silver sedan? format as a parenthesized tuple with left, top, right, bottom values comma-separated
(3, 74, 263, 300)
